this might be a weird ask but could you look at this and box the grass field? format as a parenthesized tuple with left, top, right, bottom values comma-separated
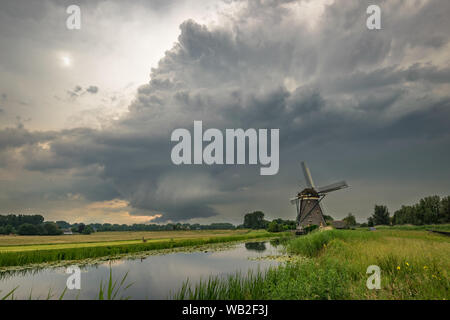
(0, 230, 251, 247)
(0, 229, 279, 268)
(175, 227, 450, 300)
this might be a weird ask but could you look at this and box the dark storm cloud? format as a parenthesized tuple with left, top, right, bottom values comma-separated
(1, 0, 450, 222)
(0, 126, 56, 150)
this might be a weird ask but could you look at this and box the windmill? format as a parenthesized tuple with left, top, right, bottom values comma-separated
(290, 161, 348, 234)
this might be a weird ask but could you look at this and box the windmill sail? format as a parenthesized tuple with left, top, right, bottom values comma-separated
(316, 181, 348, 194)
(301, 161, 315, 189)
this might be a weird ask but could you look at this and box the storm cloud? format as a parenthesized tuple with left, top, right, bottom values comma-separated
(1, 0, 450, 223)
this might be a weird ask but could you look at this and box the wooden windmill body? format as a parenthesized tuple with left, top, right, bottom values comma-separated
(290, 162, 348, 234)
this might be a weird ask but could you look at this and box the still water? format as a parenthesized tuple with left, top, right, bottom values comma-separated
(0, 241, 281, 299)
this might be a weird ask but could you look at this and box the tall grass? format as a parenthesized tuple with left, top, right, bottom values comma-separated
(374, 224, 450, 232)
(174, 258, 353, 300)
(98, 265, 133, 300)
(174, 269, 267, 300)
(286, 229, 379, 257)
(0, 231, 279, 267)
(174, 229, 450, 300)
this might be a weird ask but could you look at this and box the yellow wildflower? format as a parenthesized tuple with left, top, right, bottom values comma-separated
(397, 266, 401, 270)
(405, 262, 409, 267)
(423, 266, 428, 269)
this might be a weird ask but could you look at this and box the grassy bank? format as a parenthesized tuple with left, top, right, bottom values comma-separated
(175, 229, 450, 299)
(0, 230, 279, 268)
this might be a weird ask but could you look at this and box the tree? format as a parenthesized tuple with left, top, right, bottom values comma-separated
(393, 205, 415, 225)
(370, 205, 390, 225)
(323, 215, 334, 225)
(243, 211, 268, 229)
(56, 221, 71, 229)
(17, 223, 39, 235)
(440, 196, 450, 223)
(82, 225, 94, 235)
(4, 224, 14, 235)
(77, 223, 86, 234)
(267, 221, 282, 232)
(43, 222, 63, 235)
(343, 213, 357, 226)
(418, 196, 440, 224)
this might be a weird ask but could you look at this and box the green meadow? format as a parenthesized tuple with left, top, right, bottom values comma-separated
(175, 227, 450, 300)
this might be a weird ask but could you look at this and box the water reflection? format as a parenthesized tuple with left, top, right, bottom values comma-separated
(244, 242, 267, 251)
(0, 241, 281, 300)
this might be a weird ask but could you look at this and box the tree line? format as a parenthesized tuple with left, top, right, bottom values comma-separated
(70, 222, 236, 233)
(363, 195, 450, 227)
(0, 214, 236, 236)
(242, 194, 450, 232)
(0, 214, 62, 235)
(242, 211, 297, 232)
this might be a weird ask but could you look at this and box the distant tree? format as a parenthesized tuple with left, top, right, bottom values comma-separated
(323, 215, 334, 225)
(418, 196, 441, 224)
(56, 221, 71, 229)
(77, 223, 86, 234)
(440, 196, 450, 223)
(270, 218, 296, 231)
(371, 205, 390, 225)
(4, 224, 14, 235)
(343, 213, 357, 226)
(43, 222, 63, 235)
(267, 221, 282, 232)
(17, 223, 39, 235)
(368, 217, 374, 227)
(243, 211, 268, 229)
(393, 205, 415, 225)
(82, 225, 94, 235)
(392, 195, 449, 225)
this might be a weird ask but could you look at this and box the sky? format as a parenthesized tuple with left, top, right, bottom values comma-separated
(0, 0, 449, 225)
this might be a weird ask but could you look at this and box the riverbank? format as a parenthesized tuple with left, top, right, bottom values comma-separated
(0, 230, 283, 268)
(175, 227, 450, 300)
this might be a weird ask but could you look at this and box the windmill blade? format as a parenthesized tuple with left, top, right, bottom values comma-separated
(317, 181, 348, 194)
(301, 161, 315, 189)
(290, 197, 299, 205)
(318, 202, 326, 215)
